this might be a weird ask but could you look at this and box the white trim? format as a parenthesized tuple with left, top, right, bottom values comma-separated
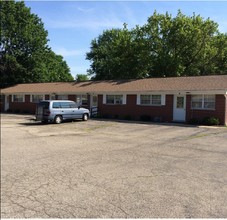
(122, 94, 127, 105)
(2, 90, 227, 96)
(191, 94, 216, 110)
(161, 94, 166, 105)
(103, 94, 126, 105)
(12, 94, 25, 103)
(137, 93, 165, 106)
(103, 94, 106, 104)
(136, 94, 140, 105)
(30, 94, 44, 103)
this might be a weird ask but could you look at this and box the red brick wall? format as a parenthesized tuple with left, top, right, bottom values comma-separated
(9, 95, 37, 114)
(186, 94, 226, 125)
(98, 94, 173, 122)
(68, 95, 77, 101)
(6, 93, 227, 125)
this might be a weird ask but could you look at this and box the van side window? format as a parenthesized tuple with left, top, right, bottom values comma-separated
(52, 102, 61, 108)
(60, 102, 71, 108)
(70, 103, 77, 108)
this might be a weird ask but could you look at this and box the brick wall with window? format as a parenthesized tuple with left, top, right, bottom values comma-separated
(98, 94, 173, 122)
(186, 94, 226, 125)
(9, 95, 37, 113)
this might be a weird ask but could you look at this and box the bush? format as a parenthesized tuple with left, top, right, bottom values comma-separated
(14, 109, 21, 113)
(124, 115, 132, 120)
(202, 116, 220, 126)
(140, 115, 151, 121)
(22, 110, 30, 114)
(188, 118, 201, 125)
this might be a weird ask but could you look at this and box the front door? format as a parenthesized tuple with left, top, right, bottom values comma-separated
(173, 95, 186, 122)
(90, 95, 98, 117)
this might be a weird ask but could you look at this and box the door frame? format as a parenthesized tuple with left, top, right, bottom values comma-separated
(173, 94, 186, 122)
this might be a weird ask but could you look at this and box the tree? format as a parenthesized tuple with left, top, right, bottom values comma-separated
(86, 11, 227, 79)
(0, 0, 73, 87)
(75, 74, 89, 82)
(86, 24, 150, 80)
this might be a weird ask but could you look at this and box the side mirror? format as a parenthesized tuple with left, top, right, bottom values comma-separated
(78, 106, 81, 109)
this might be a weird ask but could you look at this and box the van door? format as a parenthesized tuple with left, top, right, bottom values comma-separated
(60, 102, 73, 119)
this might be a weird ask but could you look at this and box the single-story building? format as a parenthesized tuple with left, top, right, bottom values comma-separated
(1, 75, 227, 125)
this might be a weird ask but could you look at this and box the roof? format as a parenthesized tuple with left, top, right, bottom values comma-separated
(1, 75, 227, 94)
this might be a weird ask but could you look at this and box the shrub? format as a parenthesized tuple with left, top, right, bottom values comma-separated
(140, 115, 151, 121)
(14, 109, 21, 113)
(124, 115, 132, 120)
(188, 118, 201, 125)
(202, 116, 220, 126)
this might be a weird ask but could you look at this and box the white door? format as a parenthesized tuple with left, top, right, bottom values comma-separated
(5, 95, 9, 111)
(173, 95, 186, 122)
(90, 95, 98, 117)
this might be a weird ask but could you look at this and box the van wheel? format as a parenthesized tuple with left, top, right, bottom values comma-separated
(82, 114, 88, 121)
(54, 115, 62, 124)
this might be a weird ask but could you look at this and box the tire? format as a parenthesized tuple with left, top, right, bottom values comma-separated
(82, 113, 88, 121)
(54, 115, 63, 124)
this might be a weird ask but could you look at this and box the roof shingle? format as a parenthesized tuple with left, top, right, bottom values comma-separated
(1, 75, 227, 94)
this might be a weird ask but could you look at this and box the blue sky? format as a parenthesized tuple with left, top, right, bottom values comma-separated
(24, 0, 227, 79)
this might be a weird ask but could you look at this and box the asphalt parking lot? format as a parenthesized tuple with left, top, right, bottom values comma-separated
(1, 113, 227, 218)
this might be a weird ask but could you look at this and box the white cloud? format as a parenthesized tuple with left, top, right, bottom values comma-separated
(53, 47, 87, 57)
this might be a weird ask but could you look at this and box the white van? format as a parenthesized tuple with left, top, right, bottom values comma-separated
(35, 100, 90, 124)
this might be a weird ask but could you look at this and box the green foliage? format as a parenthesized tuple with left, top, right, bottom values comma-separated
(188, 118, 201, 125)
(0, 0, 73, 87)
(86, 24, 150, 80)
(86, 11, 227, 80)
(202, 116, 220, 126)
(140, 115, 151, 121)
(76, 74, 89, 82)
(123, 115, 132, 120)
(188, 116, 220, 125)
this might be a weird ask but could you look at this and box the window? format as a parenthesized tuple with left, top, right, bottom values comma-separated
(106, 95, 123, 104)
(92, 95, 98, 107)
(57, 95, 68, 100)
(31, 95, 44, 103)
(176, 97, 184, 108)
(50, 94, 56, 100)
(12, 95, 24, 102)
(76, 95, 88, 106)
(140, 95, 162, 105)
(60, 102, 72, 109)
(52, 101, 77, 109)
(191, 95, 215, 110)
(52, 102, 61, 108)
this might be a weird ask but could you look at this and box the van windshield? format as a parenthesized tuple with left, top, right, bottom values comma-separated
(38, 101, 49, 109)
